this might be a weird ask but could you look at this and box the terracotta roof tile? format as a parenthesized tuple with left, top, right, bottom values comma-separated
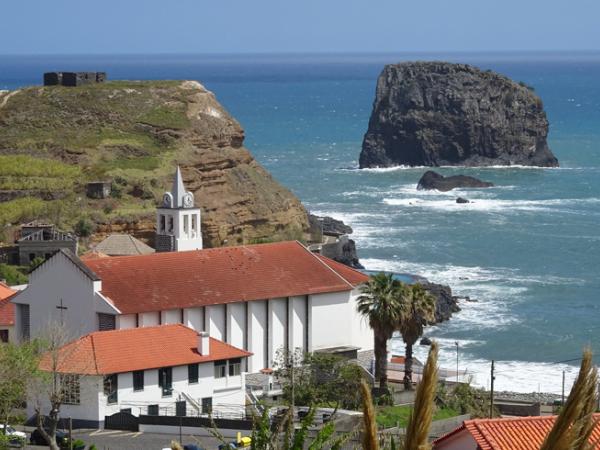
(95, 234, 155, 256)
(83, 241, 366, 314)
(434, 414, 600, 450)
(40, 324, 251, 375)
(0, 282, 16, 326)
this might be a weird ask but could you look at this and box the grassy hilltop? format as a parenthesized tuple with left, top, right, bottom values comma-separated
(0, 80, 308, 246)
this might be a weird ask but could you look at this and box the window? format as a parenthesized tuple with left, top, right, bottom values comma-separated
(183, 215, 189, 237)
(133, 370, 144, 391)
(148, 404, 159, 416)
(229, 358, 241, 377)
(188, 364, 199, 384)
(61, 374, 81, 405)
(19, 304, 30, 341)
(98, 313, 116, 331)
(0, 330, 8, 343)
(158, 367, 172, 396)
(201, 397, 212, 415)
(103, 374, 118, 404)
(214, 361, 226, 379)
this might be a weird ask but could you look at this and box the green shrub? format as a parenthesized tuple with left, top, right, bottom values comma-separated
(0, 264, 28, 285)
(74, 218, 94, 237)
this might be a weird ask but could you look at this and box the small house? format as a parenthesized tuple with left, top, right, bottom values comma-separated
(31, 324, 251, 428)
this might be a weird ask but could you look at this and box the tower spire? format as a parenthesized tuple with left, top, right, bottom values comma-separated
(171, 166, 187, 208)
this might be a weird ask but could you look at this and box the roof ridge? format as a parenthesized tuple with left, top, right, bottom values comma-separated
(296, 241, 355, 289)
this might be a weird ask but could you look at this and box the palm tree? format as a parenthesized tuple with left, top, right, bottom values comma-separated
(357, 272, 404, 389)
(398, 283, 436, 390)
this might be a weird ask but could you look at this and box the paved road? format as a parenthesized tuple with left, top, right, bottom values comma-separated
(23, 428, 226, 450)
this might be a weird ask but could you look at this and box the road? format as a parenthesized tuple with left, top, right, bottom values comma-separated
(22, 428, 226, 450)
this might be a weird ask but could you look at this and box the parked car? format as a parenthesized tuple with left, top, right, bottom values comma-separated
(0, 424, 27, 447)
(29, 428, 68, 446)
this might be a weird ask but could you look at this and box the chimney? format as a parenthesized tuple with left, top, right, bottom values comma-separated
(198, 331, 210, 356)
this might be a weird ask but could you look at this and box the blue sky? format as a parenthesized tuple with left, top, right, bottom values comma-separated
(1, 0, 598, 55)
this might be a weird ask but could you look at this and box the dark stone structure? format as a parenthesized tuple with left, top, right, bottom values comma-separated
(360, 62, 559, 168)
(17, 222, 77, 265)
(417, 170, 494, 191)
(86, 181, 112, 199)
(43, 72, 107, 87)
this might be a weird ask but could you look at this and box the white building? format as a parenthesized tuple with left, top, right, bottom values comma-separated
(155, 166, 202, 252)
(32, 324, 250, 428)
(11, 240, 373, 373)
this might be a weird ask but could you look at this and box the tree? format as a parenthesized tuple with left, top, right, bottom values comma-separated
(30, 323, 89, 450)
(357, 273, 405, 389)
(274, 349, 364, 410)
(0, 341, 41, 444)
(397, 284, 436, 390)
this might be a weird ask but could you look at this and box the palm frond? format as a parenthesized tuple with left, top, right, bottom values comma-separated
(403, 341, 438, 450)
(361, 379, 379, 450)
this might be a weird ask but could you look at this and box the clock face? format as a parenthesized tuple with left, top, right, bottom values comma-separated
(183, 193, 194, 208)
(163, 193, 172, 207)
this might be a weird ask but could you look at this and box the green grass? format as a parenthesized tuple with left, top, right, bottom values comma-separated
(0, 155, 79, 178)
(138, 105, 190, 129)
(97, 156, 161, 172)
(0, 197, 48, 226)
(376, 404, 459, 428)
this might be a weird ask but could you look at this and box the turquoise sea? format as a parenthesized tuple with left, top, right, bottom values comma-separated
(2, 52, 600, 394)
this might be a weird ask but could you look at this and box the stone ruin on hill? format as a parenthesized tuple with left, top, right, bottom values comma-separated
(43, 72, 107, 87)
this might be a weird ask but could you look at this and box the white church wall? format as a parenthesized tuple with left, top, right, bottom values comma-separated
(349, 289, 374, 350)
(268, 298, 286, 367)
(183, 307, 204, 331)
(28, 376, 103, 424)
(117, 314, 136, 329)
(162, 309, 182, 325)
(247, 300, 267, 372)
(227, 303, 246, 351)
(289, 295, 307, 352)
(138, 311, 160, 327)
(12, 251, 102, 340)
(206, 304, 226, 341)
(309, 291, 353, 350)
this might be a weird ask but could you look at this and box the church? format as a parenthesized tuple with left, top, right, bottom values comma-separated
(11, 167, 373, 373)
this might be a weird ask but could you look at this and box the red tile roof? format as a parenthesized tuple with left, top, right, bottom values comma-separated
(83, 241, 368, 314)
(434, 415, 600, 450)
(40, 324, 251, 375)
(0, 282, 16, 326)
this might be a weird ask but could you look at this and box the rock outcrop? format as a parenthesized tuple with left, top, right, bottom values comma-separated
(417, 170, 493, 191)
(359, 62, 559, 168)
(0, 80, 308, 247)
(421, 281, 461, 324)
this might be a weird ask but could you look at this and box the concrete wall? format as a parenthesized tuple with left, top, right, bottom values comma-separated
(206, 304, 226, 341)
(117, 314, 136, 329)
(247, 300, 267, 373)
(268, 298, 287, 367)
(184, 307, 204, 331)
(138, 311, 160, 327)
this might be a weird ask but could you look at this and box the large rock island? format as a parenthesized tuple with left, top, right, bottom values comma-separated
(359, 62, 559, 168)
(0, 80, 308, 247)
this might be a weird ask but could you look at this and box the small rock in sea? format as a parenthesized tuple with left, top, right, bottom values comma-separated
(456, 197, 470, 204)
(420, 337, 432, 346)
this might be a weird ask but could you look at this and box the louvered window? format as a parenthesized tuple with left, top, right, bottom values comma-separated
(98, 313, 116, 331)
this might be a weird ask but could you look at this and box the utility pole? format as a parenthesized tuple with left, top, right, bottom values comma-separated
(490, 360, 495, 418)
(455, 341, 459, 384)
(562, 370, 565, 406)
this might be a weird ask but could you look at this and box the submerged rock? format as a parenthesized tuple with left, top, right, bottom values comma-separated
(417, 170, 493, 191)
(360, 61, 559, 168)
(456, 197, 470, 204)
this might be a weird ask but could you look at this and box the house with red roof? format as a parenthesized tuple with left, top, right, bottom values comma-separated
(433, 415, 600, 450)
(0, 281, 16, 343)
(29, 324, 250, 428)
(11, 241, 372, 373)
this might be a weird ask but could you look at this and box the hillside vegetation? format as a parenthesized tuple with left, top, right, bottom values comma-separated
(0, 81, 308, 246)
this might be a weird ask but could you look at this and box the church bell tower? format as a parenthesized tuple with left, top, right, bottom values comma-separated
(155, 166, 203, 252)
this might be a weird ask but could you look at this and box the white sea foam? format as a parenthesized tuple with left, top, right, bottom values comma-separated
(344, 164, 589, 172)
(404, 339, 581, 394)
(382, 197, 600, 213)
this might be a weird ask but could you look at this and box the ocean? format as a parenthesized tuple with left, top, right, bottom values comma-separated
(2, 52, 600, 395)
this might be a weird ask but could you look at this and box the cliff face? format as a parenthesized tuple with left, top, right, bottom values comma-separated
(359, 62, 559, 168)
(0, 80, 308, 246)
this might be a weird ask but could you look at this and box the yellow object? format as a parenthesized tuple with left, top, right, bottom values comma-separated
(237, 436, 252, 447)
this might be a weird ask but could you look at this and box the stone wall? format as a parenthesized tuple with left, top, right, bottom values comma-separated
(43, 72, 107, 87)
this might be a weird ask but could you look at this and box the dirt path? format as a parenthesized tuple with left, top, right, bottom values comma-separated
(0, 89, 19, 109)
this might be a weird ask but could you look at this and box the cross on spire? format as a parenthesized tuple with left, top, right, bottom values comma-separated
(56, 298, 68, 325)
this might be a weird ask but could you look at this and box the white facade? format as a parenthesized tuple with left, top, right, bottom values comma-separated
(156, 166, 203, 252)
(11, 251, 118, 341)
(28, 360, 246, 427)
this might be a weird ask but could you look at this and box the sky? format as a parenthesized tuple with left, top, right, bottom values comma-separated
(0, 0, 599, 55)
